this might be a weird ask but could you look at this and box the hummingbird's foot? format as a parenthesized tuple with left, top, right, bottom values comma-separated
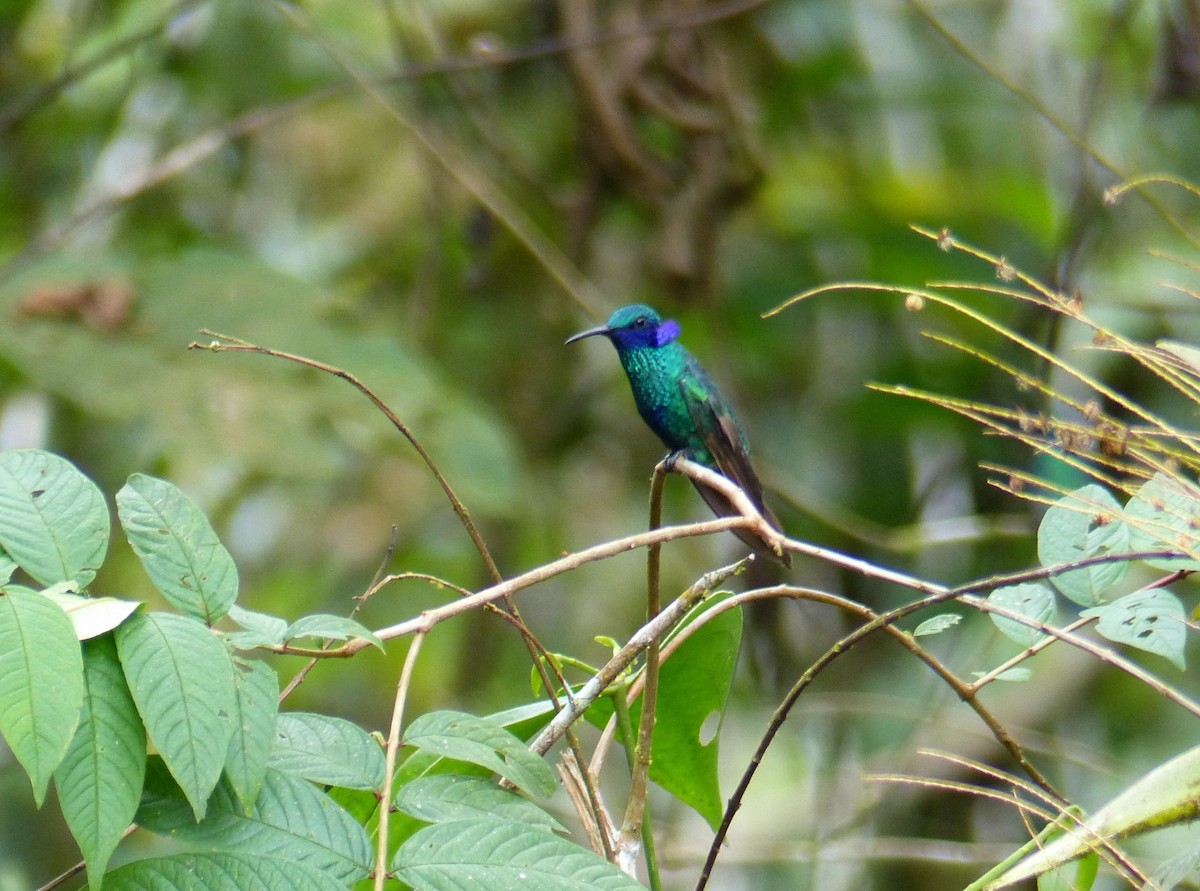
(662, 450, 686, 472)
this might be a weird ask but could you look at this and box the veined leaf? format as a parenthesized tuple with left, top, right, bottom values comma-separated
(55, 635, 146, 889)
(403, 710, 555, 799)
(92, 852, 346, 891)
(395, 816, 645, 890)
(225, 604, 288, 650)
(0, 585, 84, 804)
(136, 767, 372, 884)
(0, 449, 109, 587)
(117, 474, 238, 624)
(268, 712, 385, 791)
(116, 612, 237, 819)
(224, 659, 279, 815)
(283, 614, 383, 651)
(395, 775, 565, 832)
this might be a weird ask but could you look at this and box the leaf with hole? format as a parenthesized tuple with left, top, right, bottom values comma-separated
(1081, 589, 1186, 670)
(649, 599, 741, 830)
(986, 583, 1056, 647)
(1038, 484, 1129, 606)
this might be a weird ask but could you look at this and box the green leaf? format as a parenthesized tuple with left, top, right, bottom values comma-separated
(92, 852, 347, 891)
(648, 601, 741, 830)
(41, 589, 141, 640)
(115, 611, 238, 819)
(1037, 484, 1129, 606)
(1123, 472, 1200, 570)
(0, 545, 16, 584)
(268, 712, 386, 791)
(55, 634, 146, 890)
(395, 775, 566, 832)
(116, 474, 238, 624)
(0, 449, 109, 587)
(1081, 590, 1187, 670)
(913, 613, 962, 637)
(136, 767, 372, 884)
(986, 583, 1056, 647)
(224, 659, 279, 815)
(225, 604, 288, 649)
(0, 585, 84, 804)
(394, 817, 646, 890)
(283, 614, 383, 651)
(402, 710, 555, 799)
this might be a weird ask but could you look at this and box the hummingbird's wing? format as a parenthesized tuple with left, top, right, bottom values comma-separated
(679, 363, 790, 565)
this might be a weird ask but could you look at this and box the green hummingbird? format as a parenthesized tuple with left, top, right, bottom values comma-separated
(567, 304, 790, 565)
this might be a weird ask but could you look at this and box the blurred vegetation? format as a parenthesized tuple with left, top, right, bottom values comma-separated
(3, 0, 1200, 888)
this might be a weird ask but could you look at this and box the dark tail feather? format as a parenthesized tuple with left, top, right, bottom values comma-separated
(691, 478, 791, 567)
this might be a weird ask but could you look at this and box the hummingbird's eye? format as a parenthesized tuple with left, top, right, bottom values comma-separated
(635, 317, 647, 327)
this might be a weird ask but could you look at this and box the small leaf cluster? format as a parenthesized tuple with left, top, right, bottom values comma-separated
(987, 477, 1194, 670)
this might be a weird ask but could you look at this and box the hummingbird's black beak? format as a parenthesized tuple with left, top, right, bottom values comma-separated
(564, 324, 612, 345)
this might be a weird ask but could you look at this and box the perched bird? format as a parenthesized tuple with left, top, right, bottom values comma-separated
(567, 304, 790, 565)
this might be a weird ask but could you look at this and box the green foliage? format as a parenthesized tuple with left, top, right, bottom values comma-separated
(269, 713, 386, 792)
(0, 449, 108, 587)
(7, 1, 1200, 885)
(986, 583, 1056, 647)
(95, 852, 347, 891)
(117, 473, 239, 624)
(116, 611, 239, 820)
(0, 583, 84, 805)
(1081, 590, 1188, 672)
(0, 449, 679, 889)
(395, 775, 566, 832)
(136, 767, 373, 883)
(55, 635, 145, 889)
(1037, 484, 1129, 606)
(394, 818, 646, 891)
(401, 710, 556, 800)
(956, 479, 1197, 674)
(1124, 472, 1200, 571)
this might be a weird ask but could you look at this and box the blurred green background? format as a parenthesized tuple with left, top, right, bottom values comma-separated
(3, 1, 1200, 888)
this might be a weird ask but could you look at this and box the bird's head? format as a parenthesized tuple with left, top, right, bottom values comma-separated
(565, 304, 681, 352)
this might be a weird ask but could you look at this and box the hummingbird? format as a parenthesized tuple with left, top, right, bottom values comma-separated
(566, 304, 790, 566)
